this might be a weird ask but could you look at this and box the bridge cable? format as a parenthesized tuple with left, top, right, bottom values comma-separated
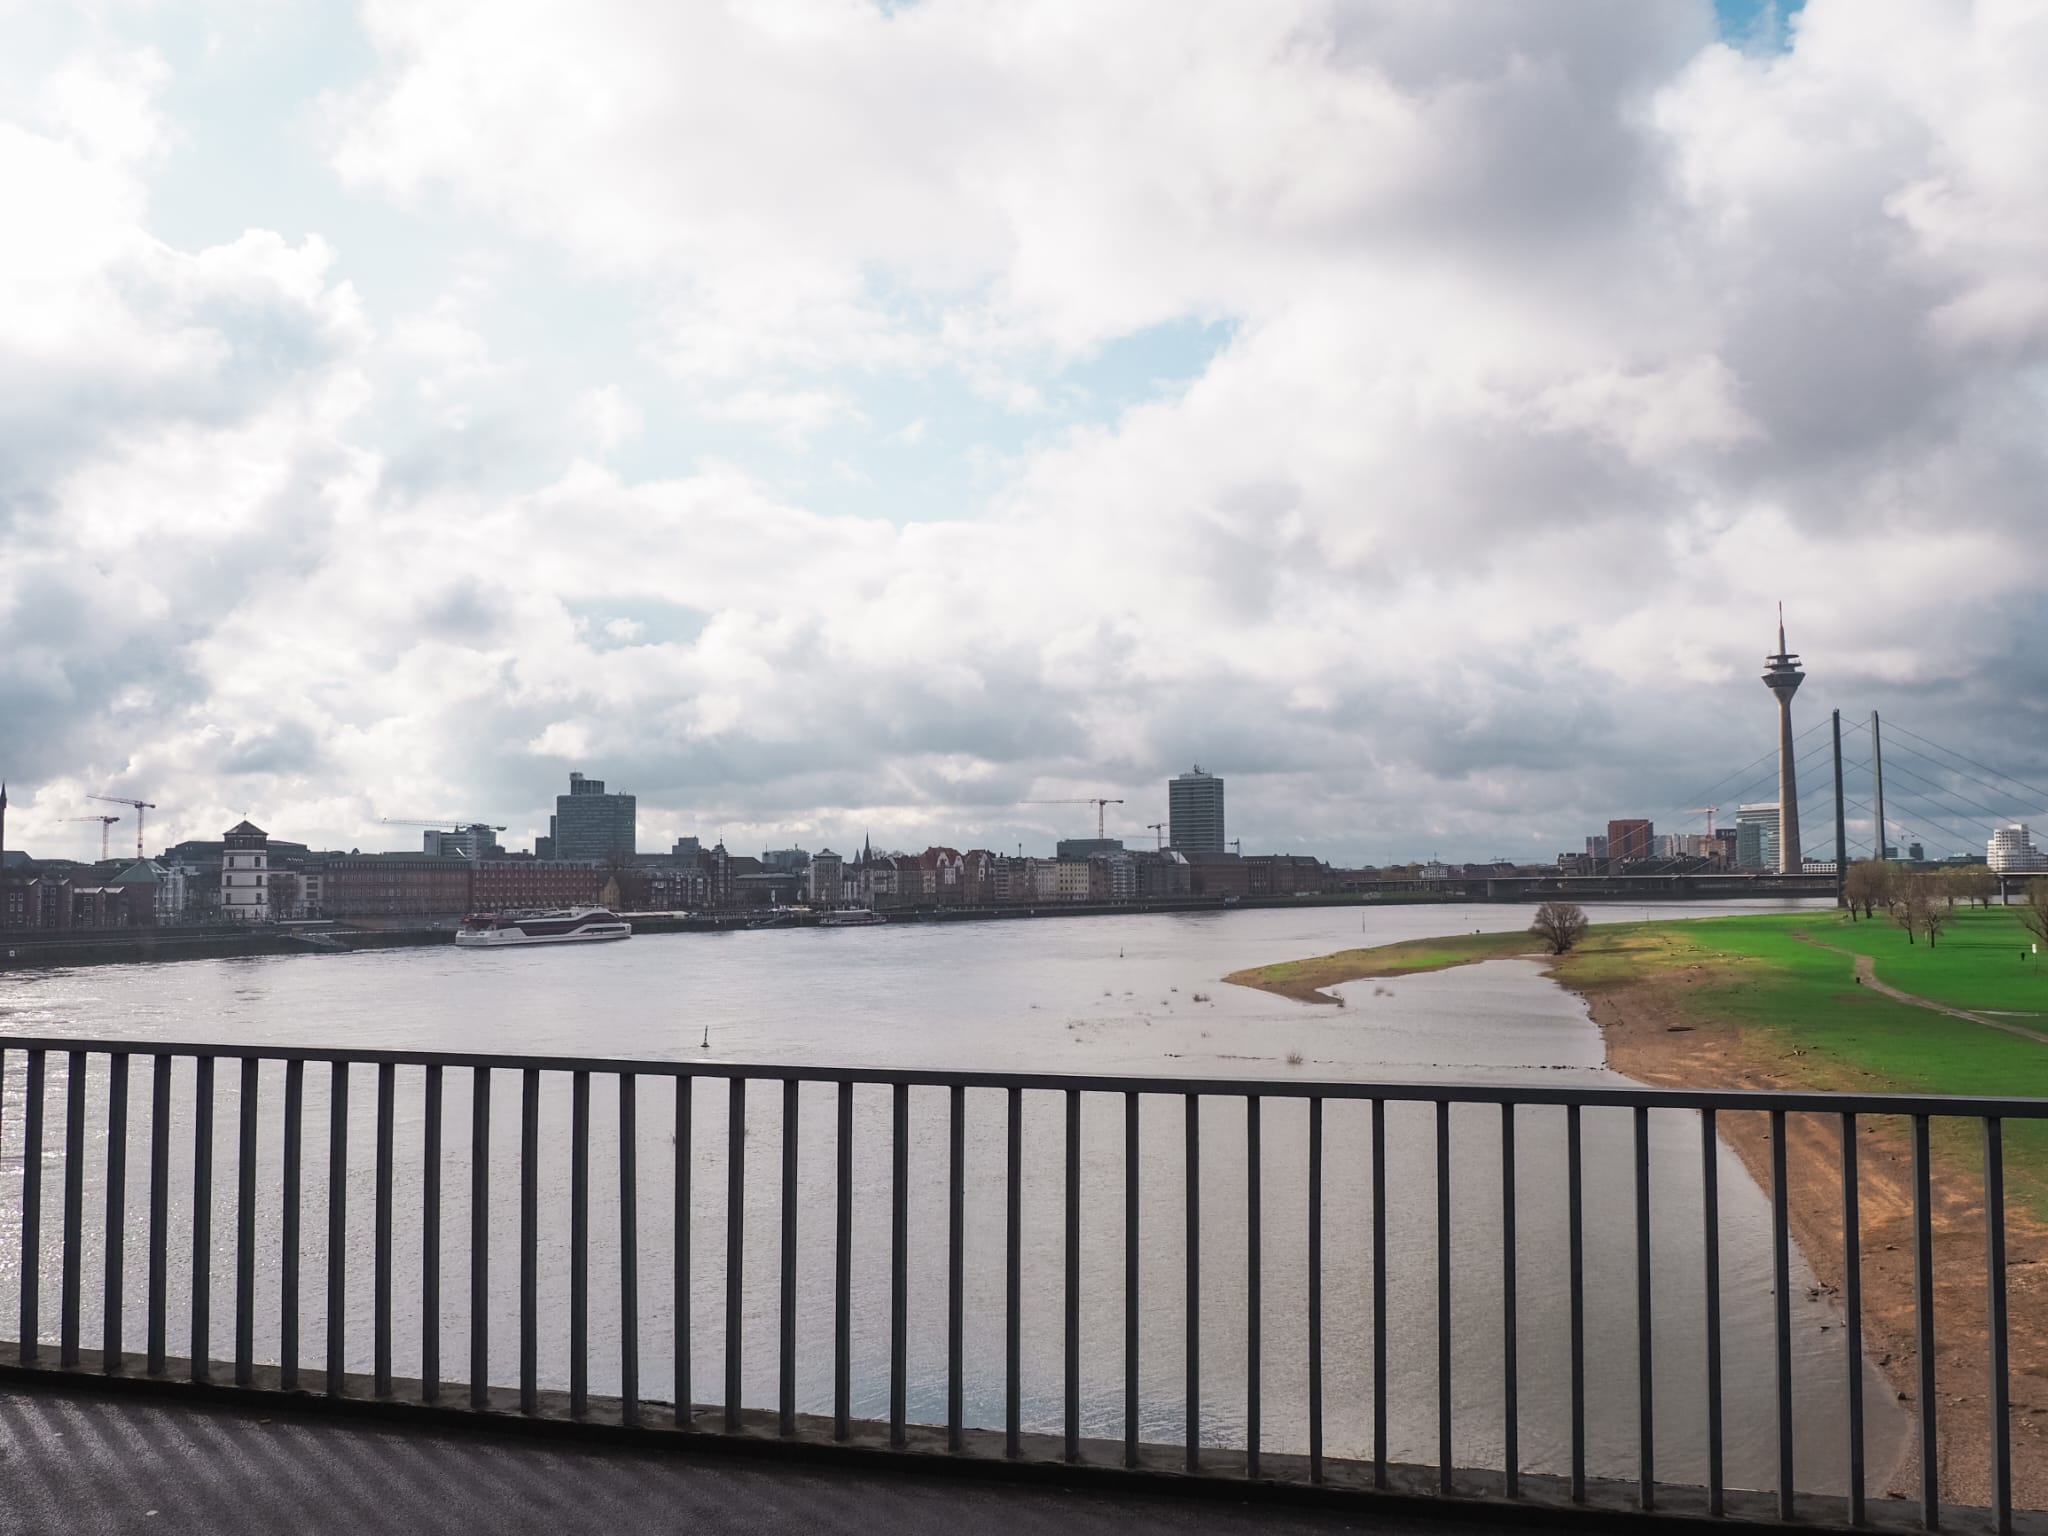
(1881, 721, 2048, 810)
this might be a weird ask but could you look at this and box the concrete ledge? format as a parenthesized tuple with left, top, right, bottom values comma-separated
(0, 1350, 2026, 1536)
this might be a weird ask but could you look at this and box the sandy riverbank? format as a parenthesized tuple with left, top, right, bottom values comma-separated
(1227, 930, 2048, 1511)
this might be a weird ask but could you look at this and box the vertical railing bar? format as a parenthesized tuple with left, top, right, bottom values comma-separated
(778, 1077, 796, 1438)
(103, 1054, 130, 1373)
(570, 1069, 590, 1418)
(1371, 1096, 1387, 1490)
(60, 1050, 85, 1367)
(1065, 1087, 1081, 1465)
(1185, 1092, 1201, 1475)
(890, 1081, 909, 1450)
(280, 1059, 302, 1389)
(21, 1048, 45, 1364)
(1635, 1103, 1655, 1510)
(677, 1075, 694, 1428)
(146, 1056, 170, 1377)
(1841, 1111, 1864, 1525)
(1006, 1084, 1022, 1460)
(620, 1073, 640, 1429)
(1436, 1097, 1451, 1496)
(1984, 1117, 2010, 1536)
(519, 1069, 539, 1412)
(1308, 1096, 1324, 1486)
(834, 1079, 851, 1442)
(1702, 1108, 1724, 1517)
(324, 1061, 346, 1396)
(423, 1064, 442, 1404)
(1912, 1112, 1937, 1530)
(192, 1055, 215, 1384)
(235, 1057, 259, 1385)
(469, 1067, 490, 1410)
(1501, 1101, 1518, 1499)
(1771, 1108, 1794, 1520)
(1125, 1090, 1141, 1471)
(374, 1062, 394, 1397)
(725, 1077, 744, 1434)
(948, 1083, 965, 1453)
(1246, 1093, 1262, 1482)
(1567, 1102, 1585, 1504)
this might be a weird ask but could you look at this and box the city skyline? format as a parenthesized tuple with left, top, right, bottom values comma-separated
(5, 2, 2047, 866)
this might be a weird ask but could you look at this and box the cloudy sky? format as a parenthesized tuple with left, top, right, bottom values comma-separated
(4, 0, 2046, 866)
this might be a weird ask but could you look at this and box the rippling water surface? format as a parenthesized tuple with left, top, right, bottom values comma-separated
(0, 900, 1903, 1493)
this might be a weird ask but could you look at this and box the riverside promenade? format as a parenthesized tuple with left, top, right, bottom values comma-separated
(0, 1378, 1406, 1536)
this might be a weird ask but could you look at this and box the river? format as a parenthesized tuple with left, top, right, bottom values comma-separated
(0, 900, 1903, 1494)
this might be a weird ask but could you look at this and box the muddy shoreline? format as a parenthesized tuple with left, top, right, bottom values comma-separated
(1591, 972, 2048, 1511)
(1230, 942, 2048, 1510)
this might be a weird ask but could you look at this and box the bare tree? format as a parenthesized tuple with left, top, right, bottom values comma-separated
(1890, 874, 1929, 945)
(1843, 860, 1893, 920)
(1959, 864, 1999, 907)
(1916, 874, 1952, 947)
(1531, 901, 1590, 955)
(2018, 881, 2048, 949)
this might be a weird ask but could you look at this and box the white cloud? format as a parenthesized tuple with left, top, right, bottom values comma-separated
(5, 1, 2048, 864)
(573, 384, 642, 457)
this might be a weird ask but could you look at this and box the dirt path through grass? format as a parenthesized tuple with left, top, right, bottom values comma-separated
(1792, 933, 2048, 1046)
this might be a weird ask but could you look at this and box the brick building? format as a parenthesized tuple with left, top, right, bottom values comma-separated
(322, 854, 473, 923)
(470, 859, 605, 911)
(1605, 819, 1654, 868)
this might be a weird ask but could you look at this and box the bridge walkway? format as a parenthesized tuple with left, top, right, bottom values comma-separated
(0, 1379, 1446, 1536)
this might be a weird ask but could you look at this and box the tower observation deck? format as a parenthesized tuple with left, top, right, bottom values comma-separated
(1762, 610, 1804, 876)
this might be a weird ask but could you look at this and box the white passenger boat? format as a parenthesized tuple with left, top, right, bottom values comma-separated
(816, 908, 884, 927)
(454, 907, 633, 947)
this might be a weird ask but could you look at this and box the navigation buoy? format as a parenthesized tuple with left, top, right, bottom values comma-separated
(701, 1026, 710, 1049)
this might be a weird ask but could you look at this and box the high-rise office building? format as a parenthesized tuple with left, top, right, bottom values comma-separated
(1989, 824, 2048, 873)
(1168, 767, 1226, 854)
(550, 771, 636, 860)
(1605, 819, 1652, 867)
(1736, 803, 1780, 871)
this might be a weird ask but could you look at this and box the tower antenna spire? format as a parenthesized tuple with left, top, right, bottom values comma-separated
(1762, 612, 1806, 875)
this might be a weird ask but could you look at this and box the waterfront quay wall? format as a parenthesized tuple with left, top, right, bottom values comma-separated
(0, 925, 448, 970)
(0, 878, 1836, 969)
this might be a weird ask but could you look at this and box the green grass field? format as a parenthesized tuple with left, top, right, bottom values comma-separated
(1560, 908, 2048, 1212)
(1234, 906, 2048, 1209)
(1226, 929, 1541, 1001)
(1794, 905, 2048, 1015)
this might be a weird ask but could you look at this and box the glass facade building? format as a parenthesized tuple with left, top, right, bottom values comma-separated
(1168, 767, 1226, 854)
(550, 772, 637, 861)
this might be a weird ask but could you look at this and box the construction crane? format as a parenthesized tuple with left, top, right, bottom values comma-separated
(1019, 798, 1125, 839)
(1146, 822, 1167, 850)
(88, 793, 156, 860)
(1687, 807, 1720, 834)
(64, 815, 122, 860)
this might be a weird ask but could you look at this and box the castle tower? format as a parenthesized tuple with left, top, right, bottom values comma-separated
(221, 820, 271, 923)
(1762, 612, 1804, 875)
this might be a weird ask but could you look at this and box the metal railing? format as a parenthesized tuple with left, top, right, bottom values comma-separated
(0, 1037, 2037, 1530)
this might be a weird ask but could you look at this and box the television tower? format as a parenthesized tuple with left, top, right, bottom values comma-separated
(1762, 607, 1804, 875)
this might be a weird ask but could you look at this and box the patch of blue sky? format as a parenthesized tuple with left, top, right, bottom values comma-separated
(1713, 0, 1805, 51)
(749, 314, 1234, 525)
(567, 599, 711, 650)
